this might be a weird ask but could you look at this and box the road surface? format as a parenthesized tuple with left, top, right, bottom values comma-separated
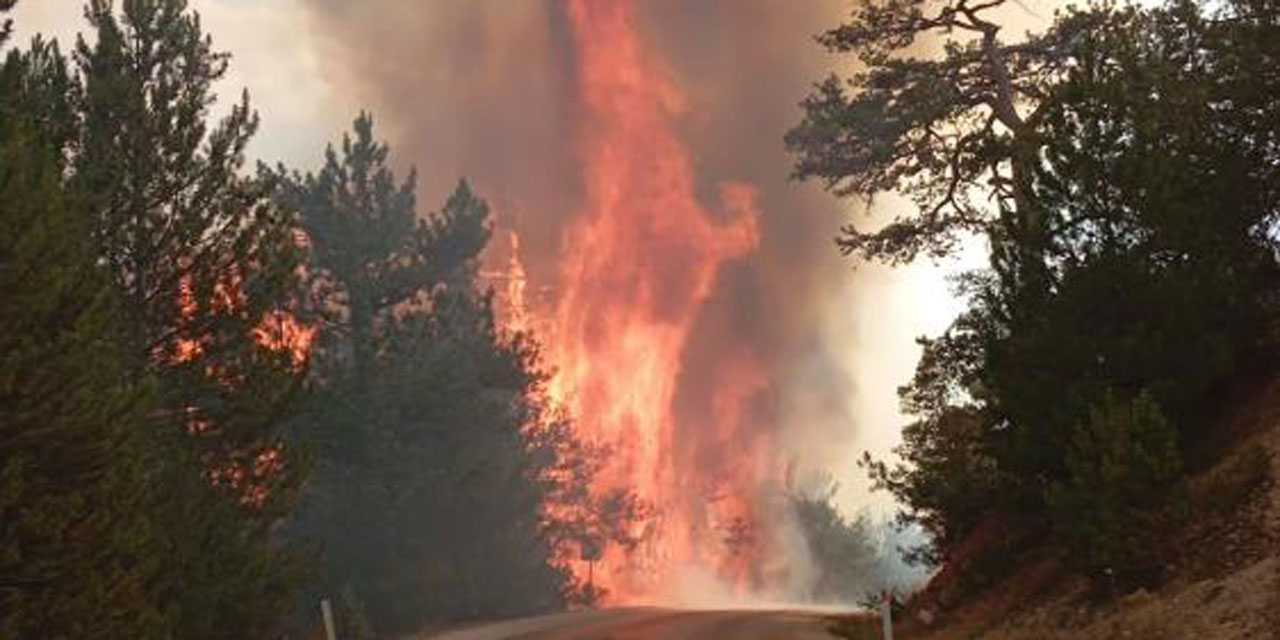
(425, 607, 849, 639)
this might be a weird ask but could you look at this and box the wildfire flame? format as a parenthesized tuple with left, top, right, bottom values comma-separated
(173, 272, 315, 370)
(534, 0, 778, 602)
(505, 230, 532, 335)
(253, 310, 316, 370)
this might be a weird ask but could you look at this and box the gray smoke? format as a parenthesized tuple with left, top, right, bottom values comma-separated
(297, 0, 925, 601)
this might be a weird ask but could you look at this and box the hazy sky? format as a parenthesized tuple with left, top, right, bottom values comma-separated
(10, 0, 983, 516)
(11, 0, 355, 167)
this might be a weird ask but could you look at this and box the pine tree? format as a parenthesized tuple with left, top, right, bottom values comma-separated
(276, 113, 441, 385)
(3, 2, 310, 636)
(811, 0, 1280, 573)
(1047, 393, 1189, 589)
(279, 116, 580, 633)
(0, 47, 159, 639)
(73, 0, 304, 506)
(790, 487, 888, 602)
(65, 1, 306, 636)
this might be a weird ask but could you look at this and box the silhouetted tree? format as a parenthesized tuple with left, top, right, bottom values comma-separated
(74, 0, 305, 504)
(0, 0, 16, 46)
(0, 52, 160, 638)
(797, 0, 1280, 583)
(279, 116, 622, 633)
(786, 0, 1115, 266)
(71, 2, 309, 635)
(790, 488, 888, 602)
(1, 2, 311, 636)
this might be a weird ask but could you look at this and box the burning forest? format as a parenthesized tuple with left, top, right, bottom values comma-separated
(391, 0, 914, 603)
(273, 0, 919, 609)
(544, 0, 771, 600)
(10, 0, 1280, 637)
(3, 0, 946, 637)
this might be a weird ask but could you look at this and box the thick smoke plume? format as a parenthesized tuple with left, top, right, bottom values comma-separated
(299, 0, 908, 603)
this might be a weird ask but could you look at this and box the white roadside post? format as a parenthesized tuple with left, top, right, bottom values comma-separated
(581, 536, 603, 605)
(880, 590, 894, 640)
(321, 598, 338, 640)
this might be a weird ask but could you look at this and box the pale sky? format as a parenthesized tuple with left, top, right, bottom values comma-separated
(10, 0, 354, 168)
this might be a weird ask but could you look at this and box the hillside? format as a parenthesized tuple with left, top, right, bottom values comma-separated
(885, 374, 1280, 639)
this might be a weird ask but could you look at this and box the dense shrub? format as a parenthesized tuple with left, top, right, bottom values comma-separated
(1046, 393, 1189, 589)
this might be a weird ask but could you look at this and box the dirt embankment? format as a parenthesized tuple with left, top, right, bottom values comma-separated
(889, 376, 1280, 640)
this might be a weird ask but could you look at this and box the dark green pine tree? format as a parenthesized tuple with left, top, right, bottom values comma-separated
(63, 1, 308, 637)
(273, 113, 430, 633)
(1046, 393, 1188, 588)
(0, 35, 161, 638)
(0, 106, 303, 637)
(74, 0, 305, 500)
(279, 114, 438, 386)
(278, 115, 573, 633)
(4, 2, 311, 636)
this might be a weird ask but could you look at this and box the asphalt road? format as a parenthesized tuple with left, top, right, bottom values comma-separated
(426, 607, 847, 639)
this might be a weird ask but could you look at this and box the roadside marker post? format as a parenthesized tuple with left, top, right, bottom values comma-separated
(321, 598, 338, 640)
(881, 590, 894, 640)
(581, 536, 603, 605)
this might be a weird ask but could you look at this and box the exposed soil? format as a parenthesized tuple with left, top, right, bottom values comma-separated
(878, 375, 1280, 640)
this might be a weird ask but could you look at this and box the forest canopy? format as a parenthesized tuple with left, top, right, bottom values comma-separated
(791, 0, 1279, 588)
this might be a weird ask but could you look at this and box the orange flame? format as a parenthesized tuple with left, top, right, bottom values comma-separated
(169, 265, 313, 511)
(172, 256, 315, 371)
(175, 274, 205, 362)
(505, 230, 532, 335)
(545, 0, 772, 602)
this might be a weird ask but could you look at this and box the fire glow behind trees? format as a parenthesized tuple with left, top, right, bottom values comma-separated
(296, 0, 935, 604)
(545, 0, 771, 600)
